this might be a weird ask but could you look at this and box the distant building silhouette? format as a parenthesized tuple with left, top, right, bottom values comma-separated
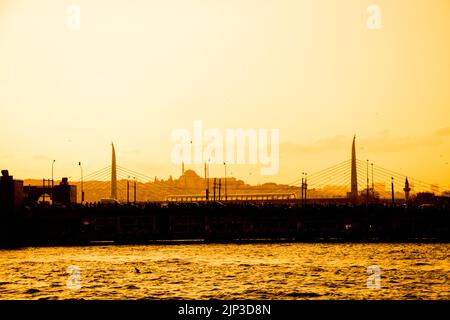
(23, 177, 76, 206)
(178, 169, 204, 190)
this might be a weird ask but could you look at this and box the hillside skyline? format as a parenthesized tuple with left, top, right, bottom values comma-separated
(1, 0, 449, 185)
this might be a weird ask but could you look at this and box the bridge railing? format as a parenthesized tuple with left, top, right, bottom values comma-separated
(166, 193, 296, 203)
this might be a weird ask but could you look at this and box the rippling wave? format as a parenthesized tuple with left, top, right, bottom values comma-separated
(0, 243, 448, 299)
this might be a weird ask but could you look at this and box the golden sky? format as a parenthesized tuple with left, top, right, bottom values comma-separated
(0, 0, 449, 187)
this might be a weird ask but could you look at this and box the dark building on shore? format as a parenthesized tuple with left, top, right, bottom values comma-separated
(0, 169, 77, 208)
(53, 178, 77, 205)
(0, 170, 23, 211)
(23, 177, 77, 206)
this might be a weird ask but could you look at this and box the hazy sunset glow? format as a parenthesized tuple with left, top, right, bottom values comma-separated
(1, 0, 449, 187)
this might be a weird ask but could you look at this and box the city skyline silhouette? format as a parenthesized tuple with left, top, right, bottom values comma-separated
(1, 0, 450, 187)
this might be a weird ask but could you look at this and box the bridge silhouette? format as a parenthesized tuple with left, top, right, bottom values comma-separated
(79, 140, 449, 203)
(286, 158, 448, 198)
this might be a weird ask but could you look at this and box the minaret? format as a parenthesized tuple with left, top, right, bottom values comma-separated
(403, 177, 411, 202)
(111, 143, 117, 200)
(181, 161, 186, 189)
(350, 135, 358, 203)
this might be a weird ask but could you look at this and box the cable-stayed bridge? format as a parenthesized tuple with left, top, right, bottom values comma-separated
(286, 159, 448, 199)
(80, 141, 449, 203)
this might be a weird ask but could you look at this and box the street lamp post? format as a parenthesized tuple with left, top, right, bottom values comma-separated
(301, 172, 305, 206)
(371, 163, 374, 200)
(224, 162, 227, 201)
(78, 162, 84, 203)
(391, 177, 395, 207)
(206, 159, 210, 202)
(51, 160, 56, 201)
(127, 176, 130, 205)
(133, 177, 137, 204)
(366, 159, 369, 205)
